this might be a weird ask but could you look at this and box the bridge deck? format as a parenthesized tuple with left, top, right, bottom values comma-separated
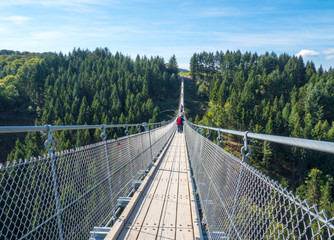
(105, 132, 201, 240)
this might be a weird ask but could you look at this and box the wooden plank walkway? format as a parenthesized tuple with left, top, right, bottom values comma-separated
(105, 132, 202, 240)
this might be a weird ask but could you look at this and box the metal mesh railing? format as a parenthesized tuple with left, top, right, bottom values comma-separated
(0, 121, 175, 240)
(185, 122, 334, 239)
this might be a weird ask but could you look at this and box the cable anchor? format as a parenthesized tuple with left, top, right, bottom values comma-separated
(241, 131, 251, 162)
(200, 125, 204, 135)
(100, 125, 107, 141)
(44, 125, 55, 153)
(216, 129, 223, 146)
(206, 129, 210, 139)
(124, 125, 129, 136)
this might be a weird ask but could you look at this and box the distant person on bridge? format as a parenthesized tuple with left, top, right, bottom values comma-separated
(176, 115, 184, 133)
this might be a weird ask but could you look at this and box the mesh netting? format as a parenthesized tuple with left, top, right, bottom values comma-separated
(0, 122, 175, 240)
(185, 123, 334, 240)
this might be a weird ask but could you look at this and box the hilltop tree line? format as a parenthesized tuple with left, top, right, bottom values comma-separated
(0, 48, 179, 163)
(190, 50, 334, 217)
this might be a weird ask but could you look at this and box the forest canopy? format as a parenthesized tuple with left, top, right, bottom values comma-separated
(190, 50, 334, 217)
(0, 48, 179, 163)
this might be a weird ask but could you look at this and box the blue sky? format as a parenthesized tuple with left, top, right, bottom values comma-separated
(0, 0, 333, 70)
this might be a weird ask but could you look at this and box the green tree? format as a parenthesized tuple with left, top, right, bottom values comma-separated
(262, 141, 272, 168)
(77, 96, 89, 125)
(305, 169, 324, 206)
(150, 106, 160, 123)
(320, 175, 334, 217)
(7, 138, 25, 162)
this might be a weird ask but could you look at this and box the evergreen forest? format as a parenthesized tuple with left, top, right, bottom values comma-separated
(0, 48, 179, 164)
(189, 50, 334, 217)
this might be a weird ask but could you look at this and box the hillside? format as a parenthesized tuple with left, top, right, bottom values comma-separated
(0, 49, 180, 164)
(190, 50, 334, 217)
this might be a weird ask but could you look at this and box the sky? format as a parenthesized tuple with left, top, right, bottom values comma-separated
(0, 0, 333, 70)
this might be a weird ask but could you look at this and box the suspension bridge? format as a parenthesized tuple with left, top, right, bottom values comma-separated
(1, 78, 334, 239)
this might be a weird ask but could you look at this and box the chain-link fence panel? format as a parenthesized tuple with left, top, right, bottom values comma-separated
(0, 121, 175, 240)
(185, 123, 334, 240)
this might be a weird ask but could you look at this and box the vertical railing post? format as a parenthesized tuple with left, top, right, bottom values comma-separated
(216, 129, 223, 146)
(227, 131, 251, 238)
(143, 122, 153, 162)
(137, 125, 145, 174)
(44, 125, 64, 240)
(100, 126, 115, 221)
(124, 125, 134, 183)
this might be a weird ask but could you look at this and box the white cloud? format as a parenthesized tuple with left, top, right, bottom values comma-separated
(0, 0, 113, 14)
(295, 50, 320, 58)
(6, 16, 31, 24)
(0, 0, 108, 6)
(178, 63, 190, 70)
(326, 55, 334, 60)
(323, 48, 334, 55)
(195, 7, 242, 17)
(39, 0, 110, 12)
(32, 31, 64, 40)
(0, 26, 10, 35)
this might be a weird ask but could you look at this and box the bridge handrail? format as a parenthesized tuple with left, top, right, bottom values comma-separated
(184, 121, 334, 239)
(0, 119, 176, 240)
(0, 119, 175, 134)
(187, 121, 334, 154)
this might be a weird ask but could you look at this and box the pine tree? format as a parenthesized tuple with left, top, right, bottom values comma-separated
(305, 169, 324, 206)
(320, 175, 334, 217)
(262, 141, 272, 168)
(304, 113, 313, 139)
(150, 106, 160, 123)
(312, 120, 323, 140)
(321, 120, 330, 139)
(7, 138, 25, 162)
(328, 124, 334, 141)
(77, 96, 89, 125)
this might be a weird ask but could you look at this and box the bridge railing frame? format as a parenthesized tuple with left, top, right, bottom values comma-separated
(0, 118, 176, 240)
(187, 121, 334, 154)
(185, 120, 334, 239)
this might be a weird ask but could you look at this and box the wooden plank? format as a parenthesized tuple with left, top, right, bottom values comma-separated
(176, 190, 193, 229)
(136, 171, 174, 238)
(137, 134, 180, 239)
(120, 151, 173, 239)
(121, 140, 176, 239)
(158, 139, 180, 230)
(136, 226, 160, 240)
(108, 133, 204, 240)
(175, 136, 194, 232)
(117, 225, 138, 240)
(157, 227, 175, 240)
(176, 228, 194, 240)
(137, 154, 174, 229)
(105, 132, 175, 240)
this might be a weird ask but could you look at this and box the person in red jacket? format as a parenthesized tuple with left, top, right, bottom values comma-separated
(181, 115, 184, 133)
(176, 115, 183, 133)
